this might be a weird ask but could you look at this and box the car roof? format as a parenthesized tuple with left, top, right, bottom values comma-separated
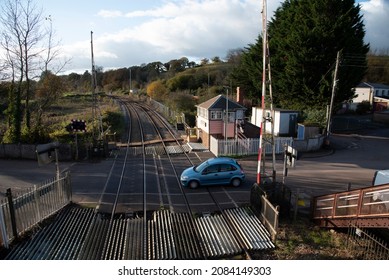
(206, 157, 237, 165)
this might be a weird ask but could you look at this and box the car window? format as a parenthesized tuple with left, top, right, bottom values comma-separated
(219, 164, 236, 172)
(194, 161, 208, 172)
(202, 164, 219, 174)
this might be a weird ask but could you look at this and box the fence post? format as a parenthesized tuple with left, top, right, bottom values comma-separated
(68, 172, 73, 202)
(273, 205, 280, 242)
(6, 188, 18, 240)
(33, 185, 42, 222)
(293, 188, 300, 222)
(0, 206, 9, 248)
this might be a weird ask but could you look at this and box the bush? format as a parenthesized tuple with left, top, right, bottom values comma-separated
(301, 109, 327, 129)
(102, 110, 125, 138)
(356, 101, 371, 114)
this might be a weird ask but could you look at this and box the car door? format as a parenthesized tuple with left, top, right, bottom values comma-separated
(218, 163, 237, 185)
(200, 164, 220, 185)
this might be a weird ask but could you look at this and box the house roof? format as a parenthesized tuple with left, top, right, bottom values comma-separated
(196, 94, 246, 111)
(356, 82, 389, 89)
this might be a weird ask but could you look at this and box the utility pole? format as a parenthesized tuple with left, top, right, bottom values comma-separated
(257, 0, 276, 185)
(224, 86, 229, 152)
(326, 50, 341, 138)
(91, 31, 97, 141)
(90, 31, 103, 141)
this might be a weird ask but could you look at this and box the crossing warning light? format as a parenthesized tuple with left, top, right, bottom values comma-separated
(70, 119, 86, 132)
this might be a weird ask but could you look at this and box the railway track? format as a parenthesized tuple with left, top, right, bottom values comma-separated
(4, 95, 275, 260)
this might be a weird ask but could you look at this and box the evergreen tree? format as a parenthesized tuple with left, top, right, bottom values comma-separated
(230, 36, 263, 102)
(269, 0, 369, 110)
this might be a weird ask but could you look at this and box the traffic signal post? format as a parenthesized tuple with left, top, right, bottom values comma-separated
(68, 119, 86, 161)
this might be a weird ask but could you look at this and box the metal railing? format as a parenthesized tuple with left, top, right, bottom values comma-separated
(346, 226, 389, 259)
(148, 98, 186, 125)
(312, 183, 389, 228)
(0, 172, 72, 248)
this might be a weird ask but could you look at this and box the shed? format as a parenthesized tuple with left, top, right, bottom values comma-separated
(251, 107, 298, 137)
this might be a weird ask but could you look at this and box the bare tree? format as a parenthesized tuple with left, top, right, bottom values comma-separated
(0, 0, 68, 143)
(41, 15, 71, 75)
(1, 0, 26, 142)
(21, 0, 44, 130)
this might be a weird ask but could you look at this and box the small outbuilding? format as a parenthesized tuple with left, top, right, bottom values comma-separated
(251, 107, 298, 137)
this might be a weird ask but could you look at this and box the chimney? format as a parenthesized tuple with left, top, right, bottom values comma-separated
(236, 87, 242, 104)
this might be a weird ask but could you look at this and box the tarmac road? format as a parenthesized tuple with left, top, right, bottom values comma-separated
(279, 127, 389, 196)
(1, 126, 388, 205)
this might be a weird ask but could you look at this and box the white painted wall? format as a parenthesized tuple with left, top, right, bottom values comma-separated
(251, 107, 298, 136)
(354, 87, 372, 103)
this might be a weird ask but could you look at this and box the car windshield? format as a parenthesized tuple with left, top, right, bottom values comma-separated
(194, 161, 209, 172)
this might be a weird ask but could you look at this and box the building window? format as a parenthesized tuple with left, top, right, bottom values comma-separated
(210, 111, 222, 120)
(197, 107, 208, 118)
(227, 112, 235, 122)
(236, 110, 244, 120)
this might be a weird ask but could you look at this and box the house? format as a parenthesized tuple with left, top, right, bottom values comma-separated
(251, 107, 298, 137)
(352, 82, 389, 111)
(196, 94, 246, 148)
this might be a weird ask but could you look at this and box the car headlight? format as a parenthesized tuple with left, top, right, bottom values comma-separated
(181, 175, 188, 180)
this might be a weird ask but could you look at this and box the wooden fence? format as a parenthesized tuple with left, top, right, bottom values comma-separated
(0, 172, 72, 249)
(250, 184, 280, 242)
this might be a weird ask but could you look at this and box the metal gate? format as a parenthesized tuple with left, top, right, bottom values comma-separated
(0, 172, 72, 248)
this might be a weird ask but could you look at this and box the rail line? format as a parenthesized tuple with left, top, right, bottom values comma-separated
(97, 97, 272, 259)
(131, 100, 257, 259)
(4, 95, 275, 260)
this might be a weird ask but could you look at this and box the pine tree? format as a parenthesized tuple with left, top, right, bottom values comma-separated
(269, 0, 369, 110)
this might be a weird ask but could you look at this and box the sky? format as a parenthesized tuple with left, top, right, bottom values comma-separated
(32, 0, 389, 74)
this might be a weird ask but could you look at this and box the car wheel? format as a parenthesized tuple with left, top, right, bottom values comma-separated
(231, 178, 241, 187)
(189, 180, 199, 189)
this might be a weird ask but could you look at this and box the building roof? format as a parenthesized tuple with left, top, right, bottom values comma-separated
(252, 107, 299, 113)
(356, 82, 389, 89)
(196, 94, 246, 111)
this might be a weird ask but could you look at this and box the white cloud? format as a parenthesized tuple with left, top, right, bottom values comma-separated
(59, 0, 388, 74)
(359, 0, 389, 50)
(97, 10, 124, 18)
(72, 0, 262, 71)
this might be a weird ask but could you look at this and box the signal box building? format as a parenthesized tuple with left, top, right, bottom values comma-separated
(196, 94, 246, 148)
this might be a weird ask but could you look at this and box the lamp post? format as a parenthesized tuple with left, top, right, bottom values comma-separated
(224, 87, 229, 142)
(223, 86, 230, 154)
(129, 68, 132, 94)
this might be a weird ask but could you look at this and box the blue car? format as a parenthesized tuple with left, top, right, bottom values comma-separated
(180, 157, 245, 189)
